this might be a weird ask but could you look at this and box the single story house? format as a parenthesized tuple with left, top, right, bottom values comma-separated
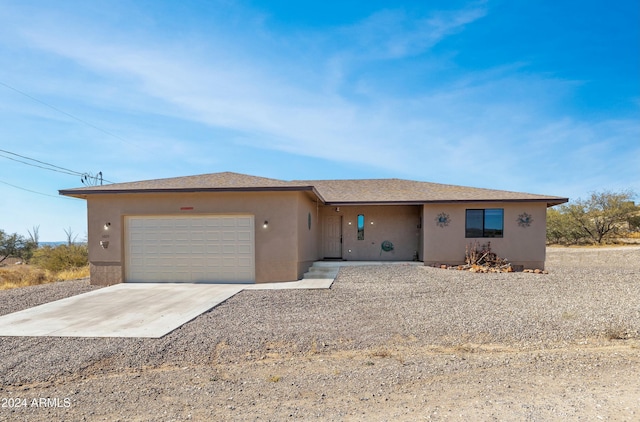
(60, 172, 568, 285)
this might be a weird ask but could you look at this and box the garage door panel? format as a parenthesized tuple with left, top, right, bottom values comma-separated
(126, 215, 255, 283)
(237, 256, 253, 266)
(205, 245, 222, 254)
(222, 231, 237, 241)
(191, 231, 205, 240)
(237, 231, 252, 241)
(237, 244, 252, 253)
(222, 244, 238, 253)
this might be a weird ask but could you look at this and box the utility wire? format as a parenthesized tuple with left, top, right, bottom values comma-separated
(0, 148, 115, 184)
(0, 80, 136, 148)
(0, 150, 81, 176)
(0, 178, 79, 200)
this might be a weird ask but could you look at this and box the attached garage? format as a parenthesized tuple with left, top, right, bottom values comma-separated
(125, 215, 255, 283)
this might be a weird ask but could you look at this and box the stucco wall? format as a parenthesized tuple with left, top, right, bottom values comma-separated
(320, 205, 422, 261)
(86, 191, 307, 285)
(422, 202, 548, 269)
(296, 193, 321, 277)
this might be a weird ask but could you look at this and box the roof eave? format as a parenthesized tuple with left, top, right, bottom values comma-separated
(325, 198, 569, 206)
(59, 185, 318, 198)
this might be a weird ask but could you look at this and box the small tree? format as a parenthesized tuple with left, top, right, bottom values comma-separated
(562, 190, 637, 244)
(546, 208, 585, 244)
(0, 230, 37, 264)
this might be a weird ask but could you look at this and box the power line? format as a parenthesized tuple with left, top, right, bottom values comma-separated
(0, 178, 79, 200)
(0, 150, 81, 177)
(0, 79, 137, 148)
(0, 148, 115, 184)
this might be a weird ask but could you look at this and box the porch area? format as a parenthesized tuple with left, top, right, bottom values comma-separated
(302, 260, 423, 280)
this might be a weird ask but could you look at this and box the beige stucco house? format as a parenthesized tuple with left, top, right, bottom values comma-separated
(60, 172, 567, 285)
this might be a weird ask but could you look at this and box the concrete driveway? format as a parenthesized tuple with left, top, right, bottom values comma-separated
(0, 278, 333, 338)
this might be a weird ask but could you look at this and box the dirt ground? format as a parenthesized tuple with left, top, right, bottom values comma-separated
(3, 341, 639, 421)
(1, 246, 639, 421)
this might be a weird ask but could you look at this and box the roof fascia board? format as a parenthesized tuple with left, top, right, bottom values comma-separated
(325, 198, 569, 206)
(59, 186, 317, 197)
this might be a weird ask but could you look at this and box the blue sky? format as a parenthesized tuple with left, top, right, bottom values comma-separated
(0, 0, 638, 241)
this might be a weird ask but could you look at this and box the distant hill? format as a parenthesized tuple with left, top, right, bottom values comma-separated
(39, 242, 79, 247)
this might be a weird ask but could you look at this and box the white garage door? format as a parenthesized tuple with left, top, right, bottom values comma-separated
(125, 215, 255, 283)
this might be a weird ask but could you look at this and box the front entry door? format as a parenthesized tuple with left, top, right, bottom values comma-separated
(322, 215, 342, 259)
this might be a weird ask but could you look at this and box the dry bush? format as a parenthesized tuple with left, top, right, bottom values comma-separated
(32, 244, 88, 272)
(464, 242, 510, 268)
(0, 266, 55, 290)
(57, 265, 90, 281)
(0, 264, 89, 290)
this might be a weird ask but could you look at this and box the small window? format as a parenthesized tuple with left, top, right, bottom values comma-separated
(357, 214, 365, 240)
(466, 209, 503, 238)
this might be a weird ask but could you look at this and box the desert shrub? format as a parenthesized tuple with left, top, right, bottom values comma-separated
(0, 264, 89, 290)
(0, 266, 55, 290)
(0, 229, 37, 264)
(547, 190, 638, 244)
(32, 244, 89, 272)
(56, 266, 90, 280)
(628, 214, 640, 232)
(547, 208, 588, 245)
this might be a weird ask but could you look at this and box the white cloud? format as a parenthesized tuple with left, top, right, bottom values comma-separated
(1, 1, 638, 200)
(337, 6, 487, 61)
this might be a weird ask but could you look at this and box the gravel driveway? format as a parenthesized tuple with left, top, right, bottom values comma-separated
(1, 246, 639, 421)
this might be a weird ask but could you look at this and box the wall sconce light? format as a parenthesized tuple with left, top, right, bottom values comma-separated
(370, 221, 374, 225)
(100, 240, 109, 249)
(263, 220, 269, 228)
(335, 207, 340, 212)
(104, 222, 111, 230)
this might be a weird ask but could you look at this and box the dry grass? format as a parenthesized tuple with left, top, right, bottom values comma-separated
(57, 266, 90, 281)
(0, 265, 89, 290)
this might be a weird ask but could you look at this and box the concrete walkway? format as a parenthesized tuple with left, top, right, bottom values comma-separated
(0, 278, 334, 339)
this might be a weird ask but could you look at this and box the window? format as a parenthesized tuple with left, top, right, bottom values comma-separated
(357, 214, 365, 240)
(465, 209, 503, 238)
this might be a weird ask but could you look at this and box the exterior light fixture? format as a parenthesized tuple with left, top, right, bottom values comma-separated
(263, 220, 269, 228)
(104, 222, 111, 230)
(335, 207, 340, 212)
(100, 240, 109, 249)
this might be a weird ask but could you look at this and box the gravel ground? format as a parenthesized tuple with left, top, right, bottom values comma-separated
(0, 246, 639, 421)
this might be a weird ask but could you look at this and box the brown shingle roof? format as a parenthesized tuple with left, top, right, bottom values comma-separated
(60, 171, 568, 206)
(64, 172, 304, 191)
(296, 178, 567, 205)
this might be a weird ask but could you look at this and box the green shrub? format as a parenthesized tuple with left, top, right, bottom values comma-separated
(547, 190, 638, 244)
(0, 229, 37, 264)
(32, 244, 89, 272)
